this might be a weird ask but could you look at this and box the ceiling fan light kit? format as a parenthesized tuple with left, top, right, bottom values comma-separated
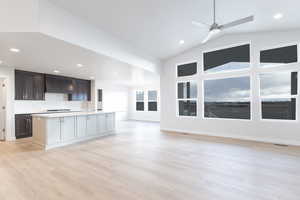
(193, 0, 254, 44)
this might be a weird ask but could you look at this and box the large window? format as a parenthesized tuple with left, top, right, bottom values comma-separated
(174, 42, 299, 123)
(260, 45, 298, 67)
(177, 62, 197, 77)
(204, 76, 251, 119)
(148, 90, 158, 111)
(203, 44, 250, 73)
(177, 81, 197, 116)
(260, 71, 298, 120)
(136, 91, 144, 111)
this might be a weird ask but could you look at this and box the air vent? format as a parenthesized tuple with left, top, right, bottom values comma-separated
(274, 143, 289, 147)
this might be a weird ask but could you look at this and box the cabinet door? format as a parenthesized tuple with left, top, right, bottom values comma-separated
(86, 115, 97, 136)
(15, 71, 25, 100)
(23, 73, 34, 100)
(106, 113, 115, 132)
(45, 75, 74, 94)
(15, 114, 32, 139)
(46, 118, 61, 145)
(68, 79, 91, 101)
(85, 80, 91, 101)
(97, 114, 106, 134)
(61, 117, 76, 142)
(76, 116, 87, 138)
(15, 70, 45, 100)
(33, 73, 45, 100)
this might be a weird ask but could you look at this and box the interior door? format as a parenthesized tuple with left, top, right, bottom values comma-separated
(0, 79, 5, 140)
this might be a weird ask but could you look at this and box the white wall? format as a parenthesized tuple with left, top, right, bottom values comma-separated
(94, 80, 129, 121)
(161, 29, 300, 146)
(14, 93, 89, 114)
(0, 66, 15, 141)
(128, 87, 160, 122)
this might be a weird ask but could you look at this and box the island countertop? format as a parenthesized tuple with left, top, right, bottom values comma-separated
(32, 111, 115, 118)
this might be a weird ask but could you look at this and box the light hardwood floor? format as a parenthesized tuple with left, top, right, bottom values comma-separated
(1, 121, 300, 200)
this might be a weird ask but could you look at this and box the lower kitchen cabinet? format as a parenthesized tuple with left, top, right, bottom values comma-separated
(97, 114, 106, 134)
(76, 116, 87, 138)
(106, 113, 115, 132)
(32, 112, 116, 150)
(46, 118, 61, 145)
(15, 114, 32, 139)
(86, 115, 97, 136)
(61, 117, 76, 142)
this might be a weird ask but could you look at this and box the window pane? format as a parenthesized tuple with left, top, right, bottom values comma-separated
(148, 102, 157, 111)
(136, 91, 144, 102)
(204, 44, 250, 73)
(204, 77, 250, 101)
(260, 45, 298, 67)
(204, 77, 251, 119)
(262, 98, 296, 120)
(148, 90, 157, 102)
(179, 100, 197, 116)
(177, 82, 197, 99)
(136, 102, 144, 111)
(260, 72, 298, 97)
(177, 62, 197, 77)
(205, 102, 251, 119)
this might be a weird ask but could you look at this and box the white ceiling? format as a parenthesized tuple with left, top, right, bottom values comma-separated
(49, 0, 300, 60)
(0, 32, 159, 87)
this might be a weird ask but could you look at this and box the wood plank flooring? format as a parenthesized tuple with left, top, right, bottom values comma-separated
(1, 121, 300, 200)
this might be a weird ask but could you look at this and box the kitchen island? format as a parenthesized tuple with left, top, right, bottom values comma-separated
(32, 111, 115, 150)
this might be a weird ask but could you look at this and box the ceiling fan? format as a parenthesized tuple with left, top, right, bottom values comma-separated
(192, 0, 254, 44)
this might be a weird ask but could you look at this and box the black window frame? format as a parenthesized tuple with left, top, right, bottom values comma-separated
(148, 90, 158, 112)
(136, 91, 145, 111)
(203, 44, 251, 74)
(177, 81, 198, 117)
(260, 44, 298, 68)
(203, 76, 251, 120)
(259, 71, 298, 121)
(177, 62, 197, 77)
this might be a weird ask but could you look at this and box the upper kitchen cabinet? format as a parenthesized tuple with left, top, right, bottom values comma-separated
(15, 70, 45, 100)
(68, 79, 91, 101)
(45, 74, 74, 94)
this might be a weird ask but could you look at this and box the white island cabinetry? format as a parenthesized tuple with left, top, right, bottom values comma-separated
(32, 112, 115, 150)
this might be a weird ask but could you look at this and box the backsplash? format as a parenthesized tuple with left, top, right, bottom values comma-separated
(14, 93, 90, 114)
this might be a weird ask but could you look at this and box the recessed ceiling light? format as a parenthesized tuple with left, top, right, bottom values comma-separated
(77, 64, 83, 67)
(53, 70, 60, 73)
(90, 76, 95, 79)
(10, 48, 20, 53)
(179, 40, 185, 45)
(274, 13, 283, 20)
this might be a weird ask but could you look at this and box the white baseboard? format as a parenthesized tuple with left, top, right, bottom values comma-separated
(161, 128, 300, 146)
(6, 136, 16, 141)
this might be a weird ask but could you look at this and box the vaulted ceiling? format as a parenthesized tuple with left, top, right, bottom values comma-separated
(49, 0, 300, 60)
(0, 32, 159, 87)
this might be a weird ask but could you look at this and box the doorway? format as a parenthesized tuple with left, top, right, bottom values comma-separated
(0, 78, 6, 140)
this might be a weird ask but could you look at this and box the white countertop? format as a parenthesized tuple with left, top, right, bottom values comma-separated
(32, 111, 115, 118)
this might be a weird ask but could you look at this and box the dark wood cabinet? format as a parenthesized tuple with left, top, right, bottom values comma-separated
(45, 74, 74, 94)
(15, 70, 91, 101)
(15, 70, 45, 100)
(68, 79, 91, 101)
(15, 114, 32, 139)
